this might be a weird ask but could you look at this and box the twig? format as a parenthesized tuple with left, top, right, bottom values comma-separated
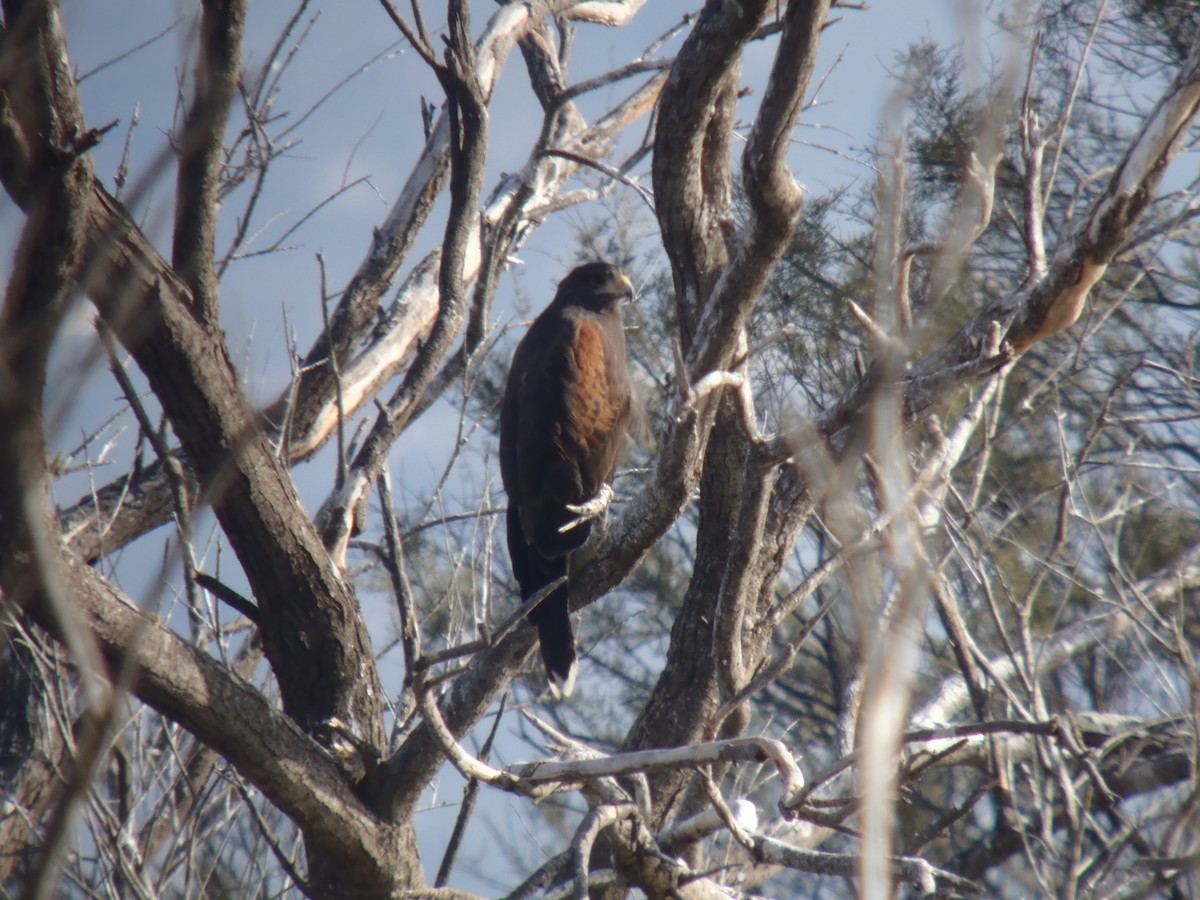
(1018, 30, 1050, 282)
(511, 737, 805, 812)
(229, 776, 315, 898)
(230, 176, 375, 261)
(541, 147, 655, 212)
(707, 587, 839, 739)
(750, 837, 982, 895)
(318, 252, 348, 491)
(378, 465, 422, 680)
(435, 694, 509, 886)
(412, 576, 565, 672)
(377, 0, 440, 70)
(698, 769, 755, 851)
(193, 572, 259, 624)
(1053, 715, 1121, 809)
(846, 298, 897, 352)
(113, 104, 140, 201)
(411, 668, 524, 792)
(502, 848, 573, 900)
(99, 324, 203, 628)
(77, 17, 182, 83)
(555, 58, 672, 107)
(1042, 0, 1108, 206)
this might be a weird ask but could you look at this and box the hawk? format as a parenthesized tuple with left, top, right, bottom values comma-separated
(499, 262, 635, 697)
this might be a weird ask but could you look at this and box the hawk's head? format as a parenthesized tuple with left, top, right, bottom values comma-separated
(555, 261, 634, 313)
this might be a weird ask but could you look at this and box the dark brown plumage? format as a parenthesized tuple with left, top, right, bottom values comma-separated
(499, 262, 634, 697)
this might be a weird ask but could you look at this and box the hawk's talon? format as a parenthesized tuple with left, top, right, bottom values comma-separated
(560, 483, 614, 533)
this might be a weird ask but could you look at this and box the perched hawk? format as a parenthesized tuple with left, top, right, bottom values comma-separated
(499, 262, 635, 697)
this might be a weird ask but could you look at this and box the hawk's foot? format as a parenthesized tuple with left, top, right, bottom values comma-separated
(559, 483, 614, 534)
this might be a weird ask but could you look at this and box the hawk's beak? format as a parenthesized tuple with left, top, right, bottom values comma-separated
(615, 273, 634, 302)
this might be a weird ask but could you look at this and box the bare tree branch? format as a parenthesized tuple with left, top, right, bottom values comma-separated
(171, 0, 247, 326)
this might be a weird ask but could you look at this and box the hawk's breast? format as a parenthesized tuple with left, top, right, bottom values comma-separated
(566, 317, 622, 454)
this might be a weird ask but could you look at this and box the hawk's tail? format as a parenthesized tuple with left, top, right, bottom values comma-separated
(527, 572, 578, 698)
(508, 505, 579, 697)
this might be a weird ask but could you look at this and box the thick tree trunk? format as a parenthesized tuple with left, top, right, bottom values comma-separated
(0, 634, 69, 891)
